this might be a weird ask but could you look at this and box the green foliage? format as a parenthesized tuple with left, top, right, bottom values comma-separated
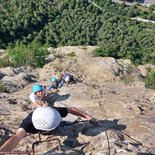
(0, 56, 10, 68)
(143, 69, 155, 89)
(149, 4, 155, 12)
(66, 51, 76, 57)
(93, 46, 119, 58)
(28, 42, 49, 67)
(7, 42, 49, 67)
(0, 0, 155, 65)
(0, 81, 8, 93)
(93, 47, 109, 57)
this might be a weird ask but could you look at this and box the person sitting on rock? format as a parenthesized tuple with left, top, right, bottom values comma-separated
(59, 72, 76, 84)
(47, 77, 64, 93)
(0, 106, 98, 153)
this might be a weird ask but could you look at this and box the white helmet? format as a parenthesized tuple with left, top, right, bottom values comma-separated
(32, 107, 62, 131)
(64, 76, 70, 82)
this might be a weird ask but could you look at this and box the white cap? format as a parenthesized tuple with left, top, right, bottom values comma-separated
(32, 107, 62, 131)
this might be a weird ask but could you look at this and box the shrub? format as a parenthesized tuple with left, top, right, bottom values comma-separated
(28, 42, 49, 67)
(143, 69, 155, 89)
(66, 51, 76, 57)
(0, 56, 10, 68)
(93, 47, 109, 57)
(7, 42, 49, 68)
(0, 81, 8, 93)
(92, 46, 119, 58)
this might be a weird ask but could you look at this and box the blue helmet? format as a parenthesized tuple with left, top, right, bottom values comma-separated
(50, 77, 57, 82)
(32, 84, 43, 93)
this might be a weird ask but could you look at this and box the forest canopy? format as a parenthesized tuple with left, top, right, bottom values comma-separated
(0, 0, 155, 65)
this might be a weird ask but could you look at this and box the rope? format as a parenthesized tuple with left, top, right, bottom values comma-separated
(59, 117, 87, 127)
(105, 130, 111, 155)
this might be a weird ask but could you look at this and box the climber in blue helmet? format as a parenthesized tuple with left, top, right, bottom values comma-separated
(47, 77, 64, 93)
(29, 84, 47, 109)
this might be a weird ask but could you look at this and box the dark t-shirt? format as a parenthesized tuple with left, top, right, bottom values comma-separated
(19, 107, 68, 134)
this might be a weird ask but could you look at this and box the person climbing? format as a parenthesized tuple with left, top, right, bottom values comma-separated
(29, 84, 47, 109)
(47, 77, 64, 93)
(0, 106, 98, 153)
(59, 72, 76, 84)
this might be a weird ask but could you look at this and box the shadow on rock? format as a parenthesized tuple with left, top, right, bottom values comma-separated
(81, 119, 126, 136)
(41, 119, 126, 145)
(23, 74, 37, 83)
(33, 119, 126, 154)
(55, 94, 70, 102)
(46, 92, 70, 106)
(0, 127, 15, 146)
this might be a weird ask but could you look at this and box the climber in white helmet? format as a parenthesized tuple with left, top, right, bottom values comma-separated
(0, 106, 98, 152)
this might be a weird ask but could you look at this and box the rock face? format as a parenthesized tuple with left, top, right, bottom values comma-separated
(0, 46, 155, 155)
(0, 66, 37, 92)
